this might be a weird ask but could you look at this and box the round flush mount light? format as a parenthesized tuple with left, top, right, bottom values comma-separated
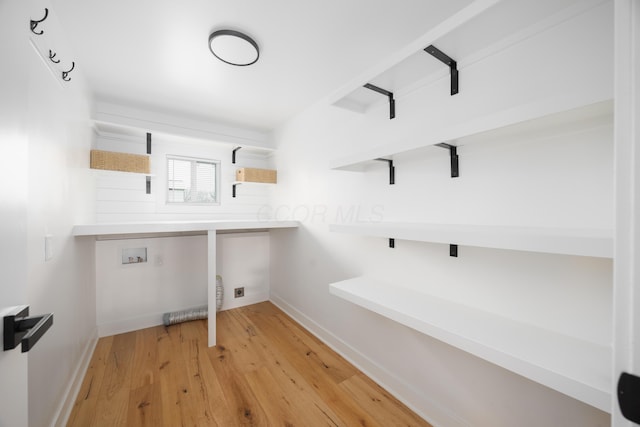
(208, 29, 259, 66)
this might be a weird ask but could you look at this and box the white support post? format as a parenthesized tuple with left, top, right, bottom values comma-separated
(613, 0, 640, 424)
(207, 230, 217, 347)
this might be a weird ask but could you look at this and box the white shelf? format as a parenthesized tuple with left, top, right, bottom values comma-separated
(73, 220, 299, 238)
(329, 222, 612, 258)
(331, 99, 612, 171)
(330, 0, 604, 114)
(329, 277, 611, 412)
(232, 181, 275, 186)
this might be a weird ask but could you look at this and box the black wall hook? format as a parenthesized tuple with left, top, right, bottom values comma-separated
(62, 62, 75, 82)
(30, 8, 49, 35)
(48, 50, 60, 64)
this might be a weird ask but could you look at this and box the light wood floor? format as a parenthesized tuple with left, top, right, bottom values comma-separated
(67, 301, 431, 426)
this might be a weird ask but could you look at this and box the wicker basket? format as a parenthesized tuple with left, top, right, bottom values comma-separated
(236, 167, 277, 183)
(90, 150, 150, 174)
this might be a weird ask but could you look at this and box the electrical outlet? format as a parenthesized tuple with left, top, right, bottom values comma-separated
(234, 287, 244, 298)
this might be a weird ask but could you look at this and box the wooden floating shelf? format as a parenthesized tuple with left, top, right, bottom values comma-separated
(90, 149, 150, 174)
(329, 222, 613, 258)
(329, 277, 611, 412)
(235, 167, 277, 184)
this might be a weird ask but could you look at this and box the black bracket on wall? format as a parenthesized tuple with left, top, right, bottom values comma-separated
(232, 183, 241, 198)
(435, 143, 459, 178)
(4, 306, 53, 353)
(424, 45, 459, 96)
(389, 238, 395, 248)
(363, 83, 395, 119)
(232, 147, 242, 164)
(374, 158, 395, 185)
(450, 244, 458, 257)
(618, 372, 640, 423)
(145, 133, 152, 194)
(30, 8, 48, 35)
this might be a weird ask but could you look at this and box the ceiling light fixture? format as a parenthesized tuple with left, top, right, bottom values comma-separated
(208, 29, 259, 66)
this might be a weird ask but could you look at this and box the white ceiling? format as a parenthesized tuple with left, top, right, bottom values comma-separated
(52, 0, 472, 131)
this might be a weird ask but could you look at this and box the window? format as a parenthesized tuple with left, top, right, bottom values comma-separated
(167, 155, 219, 204)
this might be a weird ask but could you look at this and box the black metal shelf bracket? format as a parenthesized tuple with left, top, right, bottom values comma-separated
(435, 143, 459, 178)
(618, 372, 640, 423)
(363, 83, 395, 119)
(424, 45, 459, 96)
(375, 158, 395, 185)
(30, 8, 48, 35)
(4, 306, 53, 353)
(232, 183, 241, 198)
(232, 147, 241, 164)
(450, 244, 458, 257)
(389, 238, 395, 248)
(145, 133, 152, 194)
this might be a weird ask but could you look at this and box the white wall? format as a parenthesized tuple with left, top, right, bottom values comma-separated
(90, 125, 276, 334)
(94, 129, 273, 223)
(216, 232, 271, 310)
(95, 231, 270, 336)
(95, 235, 207, 335)
(24, 1, 97, 426)
(270, 2, 612, 426)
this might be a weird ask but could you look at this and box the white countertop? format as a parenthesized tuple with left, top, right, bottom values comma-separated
(73, 219, 299, 237)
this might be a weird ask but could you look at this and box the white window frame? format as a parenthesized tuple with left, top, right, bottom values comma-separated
(166, 155, 220, 205)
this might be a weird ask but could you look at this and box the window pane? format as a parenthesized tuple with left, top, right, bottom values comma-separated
(167, 158, 192, 202)
(167, 156, 218, 204)
(194, 162, 216, 202)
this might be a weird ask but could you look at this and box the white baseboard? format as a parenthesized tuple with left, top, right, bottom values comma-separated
(269, 292, 468, 427)
(98, 296, 270, 338)
(52, 327, 98, 427)
(98, 312, 165, 337)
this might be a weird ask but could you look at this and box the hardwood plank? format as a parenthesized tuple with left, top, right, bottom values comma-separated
(92, 332, 136, 426)
(130, 326, 159, 389)
(242, 303, 356, 384)
(157, 323, 202, 426)
(154, 324, 184, 427)
(216, 309, 268, 374)
(340, 372, 432, 427)
(224, 307, 344, 426)
(126, 327, 162, 427)
(240, 303, 384, 427)
(67, 302, 431, 427)
(66, 336, 113, 426)
(207, 311, 271, 426)
(244, 366, 307, 426)
(180, 319, 237, 427)
(126, 384, 162, 427)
